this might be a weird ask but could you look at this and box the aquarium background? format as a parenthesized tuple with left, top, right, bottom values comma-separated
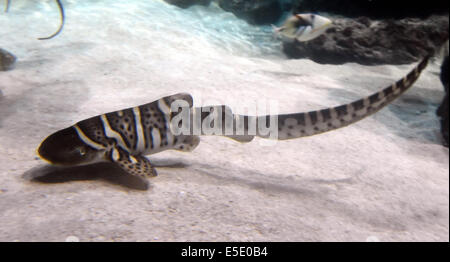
(0, 0, 448, 242)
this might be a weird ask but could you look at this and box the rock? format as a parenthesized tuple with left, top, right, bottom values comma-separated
(293, 0, 449, 19)
(163, 0, 211, 9)
(282, 15, 449, 65)
(0, 48, 16, 71)
(437, 56, 449, 147)
(218, 0, 283, 25)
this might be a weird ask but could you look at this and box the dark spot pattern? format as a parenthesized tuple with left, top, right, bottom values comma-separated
(351, 99, 365, 111)
(139, 103, 167, 150)
(320, 108, 332, 123)
(395, 79, 405, 90)
(334, 105, 348, 117)
(110, 146, 156, 178)
(261, 57, 428, 141)
(383, 86, 394, 97)
(105, 109, 137, 150)
(76, 116, 109, 146)
(369, 94, 380, 104)
(172, 135, 200, 152)
(308, 112, 318, 125)
(407, 69, 417, 81)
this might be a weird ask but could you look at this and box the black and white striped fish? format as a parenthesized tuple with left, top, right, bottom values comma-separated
(37, 56, 429, 179)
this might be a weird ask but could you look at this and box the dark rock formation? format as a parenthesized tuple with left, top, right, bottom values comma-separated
(437, 56, 449, 147)
(293, 0, 449, 19)
(218, 0, 283, 25)
(282, 15, 449, 65)
(163, 0, 211, 9)
(0, 48, 16, 71)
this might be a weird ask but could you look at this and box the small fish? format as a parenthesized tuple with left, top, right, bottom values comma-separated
(0, 48, 16, 71)
(37, 57, 429, 179)
(273, 13, 333, 43)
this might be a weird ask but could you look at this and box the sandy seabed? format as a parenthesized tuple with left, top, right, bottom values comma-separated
(0, 1, 448, 241)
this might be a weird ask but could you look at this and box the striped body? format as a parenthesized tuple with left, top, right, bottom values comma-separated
(72, 93, 199, 162)
(37, 56, 430, 179)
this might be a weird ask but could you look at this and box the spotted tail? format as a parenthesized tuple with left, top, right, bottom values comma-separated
(255, 56, 430, 140)
(191, 56, 429, 141)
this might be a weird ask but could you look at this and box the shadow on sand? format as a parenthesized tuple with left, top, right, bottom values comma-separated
(22, 159, 189, 191)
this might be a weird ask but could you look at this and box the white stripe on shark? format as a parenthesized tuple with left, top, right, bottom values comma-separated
(73, 125, 106, 150)
(100, 114, 130, 152)
(133, 107, 146, 153)
(151, 128, 161, 150)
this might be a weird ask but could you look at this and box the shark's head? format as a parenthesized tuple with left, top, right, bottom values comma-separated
(37, 127, 104, 166)
(294, 13, 333, 42)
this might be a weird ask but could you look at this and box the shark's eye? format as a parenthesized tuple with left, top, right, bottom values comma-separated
(78, 147, 87, 156)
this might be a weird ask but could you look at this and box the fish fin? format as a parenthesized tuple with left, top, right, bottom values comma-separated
(173, 136, 200, 152)
(271, 25, 284, 39)
(225, 135, 255, 143)
(109, 147, 157, 178)
(271, 24, 283, 32)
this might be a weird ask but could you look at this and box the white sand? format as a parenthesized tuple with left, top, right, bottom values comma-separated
(0, 0, 448, 241)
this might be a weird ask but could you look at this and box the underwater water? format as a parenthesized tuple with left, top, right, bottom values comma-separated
(0, 1, 448, 242)
(2, 0, 283, 57)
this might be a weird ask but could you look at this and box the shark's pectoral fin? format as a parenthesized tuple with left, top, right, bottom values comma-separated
(108, 147, 157, 178)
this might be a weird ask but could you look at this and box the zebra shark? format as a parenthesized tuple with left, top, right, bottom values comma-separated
(37, 56, 430, 179)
